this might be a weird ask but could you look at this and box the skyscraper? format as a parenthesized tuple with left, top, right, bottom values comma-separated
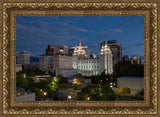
(107, 40, 122, 65)
(39, 55, 53, 72)
(46, 45, 68, 55)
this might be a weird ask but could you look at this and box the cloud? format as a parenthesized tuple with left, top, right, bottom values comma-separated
(107, 29, 122, 32)
(73, 27, 88, 32)
(97, 16, 102, 20)
(135, 43, 144, 46)
(115, 16, 135, 28)
(96, 29, 122, 41)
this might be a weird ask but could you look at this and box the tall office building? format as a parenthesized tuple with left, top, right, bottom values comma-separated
(17, 51, 30, 65)
(39, 55, 53, 73)
(53, 54, 73, 70)
(107, 40, 122, 65)
(40, 45, 76, 76)
(46, 45, 68, 55)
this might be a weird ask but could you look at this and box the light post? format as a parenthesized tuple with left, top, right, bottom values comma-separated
(44, 92, 47, 96)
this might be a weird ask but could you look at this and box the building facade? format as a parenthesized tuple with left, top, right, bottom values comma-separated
(16, 64, 22, 72)
(56, 69, 78, 77)
(39, 55, 53, 72)
(17, 51, 30, 65)
(107, 40, 122, 65)
(16, 88, 35, 101)
(117, 76, 144, 91)
(72, 40, 113, 76)
(16, 92, 36, 101)
(71, 40, 90, 59)
(53, 54, 73, 71)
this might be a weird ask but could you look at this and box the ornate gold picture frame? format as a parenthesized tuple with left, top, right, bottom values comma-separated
(0, 0, 159, 116)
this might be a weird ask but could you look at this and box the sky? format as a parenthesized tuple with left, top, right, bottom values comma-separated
(16, 16, 144, 58)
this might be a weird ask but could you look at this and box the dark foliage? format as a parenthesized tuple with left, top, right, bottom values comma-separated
(113, 61, 144, 77)
(76, 84, 116, 101)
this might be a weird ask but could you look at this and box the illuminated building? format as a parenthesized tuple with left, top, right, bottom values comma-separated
(99, 41, 113, 74)
(72, 40, 113, 76)
(123, 55, 131, 61)
(71, 40, 90, 59)
(131, 56, 142, 64)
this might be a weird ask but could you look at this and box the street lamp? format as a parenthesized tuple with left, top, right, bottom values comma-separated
(44, 92, 47, 96)
(68, 95, 72, 100)
(23, 74, 26, 78)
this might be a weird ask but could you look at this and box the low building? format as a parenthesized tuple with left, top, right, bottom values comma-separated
(117, 76, 144, 91)
(16, 87, 35, 101)
(29, 74, 54, 83)
(16, 64, 22, 72)
(23, 63, 39, 70)
(53, 92, 68, 101)
(16, 92, 36, 101)
(56, 69, 78, 78)
(84, 78, 92, 84)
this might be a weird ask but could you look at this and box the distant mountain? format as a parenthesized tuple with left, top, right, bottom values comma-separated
(30, 56, 39, 64)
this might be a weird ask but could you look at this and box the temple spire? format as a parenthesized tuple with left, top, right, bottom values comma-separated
(79, 40, 81, 47)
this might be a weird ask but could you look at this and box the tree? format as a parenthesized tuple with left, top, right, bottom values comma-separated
(114, 61, 144, 77)
(119, 87, 130, 94)
(54, 75, 67, 84)
(91, 71, 116, 86)
(34, 78, 59, 98)
(137, 88, 144, 96)
(16, 74, 35, 91)
(76, 84, 116, 101)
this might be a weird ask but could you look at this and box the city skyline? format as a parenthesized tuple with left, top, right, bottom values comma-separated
(16, 16, 144, 58)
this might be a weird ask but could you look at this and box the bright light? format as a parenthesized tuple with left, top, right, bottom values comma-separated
(68, 96, 72, 99)
(23, 74, 26, 78)
(44, 92, 47, 96)
(87, 97, 90, 101)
